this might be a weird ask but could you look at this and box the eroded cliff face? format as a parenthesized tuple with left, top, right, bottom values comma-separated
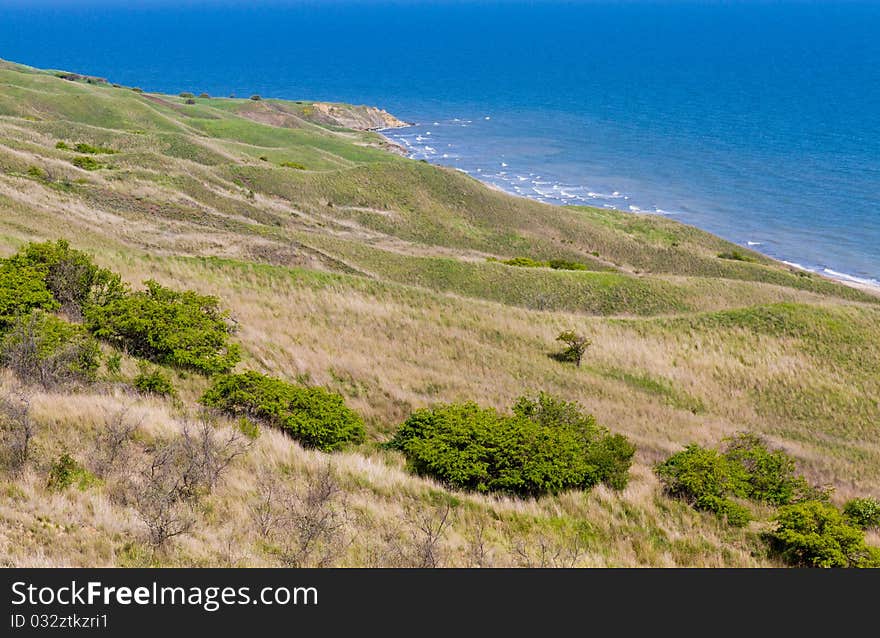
(307, 102, 410, 131)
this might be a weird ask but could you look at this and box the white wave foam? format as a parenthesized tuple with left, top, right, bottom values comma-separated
(823, 268, 880, 287)
(747, 241, 763, 246)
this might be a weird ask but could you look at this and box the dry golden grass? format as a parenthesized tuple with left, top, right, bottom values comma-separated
(0, 377, 772, 568)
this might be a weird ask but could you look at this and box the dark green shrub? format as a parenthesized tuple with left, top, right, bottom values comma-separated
(134, 363, 177, 398)
(500, 256, 546, 268)
(657, 434, 819, 527)
(1, 311, 101, 386)
(55, 141, 70, 150)
(765, 501, 880, 568)
(548, 259, 589, 271)
(717, 250, 754, 262)
(199, 93, 211, 99)
(280, 161, 307, 170)
(179, 92, 195, 99)
(105, 351, 122, 375)
(47, 453, 97, 491)
(200, 371, 365, 451)
(185, 98, 196, 105)
(0, 260, 58, 329)
(583, 433, 637, 491)
(85, 280, 240, 375)
(132, 87, 144, 93)
(11, 240, 124, 314)
(843, 497, 880, 530)
(73, 142, 116, 155)
(250, 95, 262, 101)
(390, 392, 634, 497)
(71, 156, 102, 171)
(26, 166, 47, 180)
(554, 330, 591, 367)
(656, 444, 751, 526)
(722, 433, 814, 505)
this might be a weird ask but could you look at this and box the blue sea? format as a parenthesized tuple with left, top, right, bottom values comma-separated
(2, 0, 879, 286)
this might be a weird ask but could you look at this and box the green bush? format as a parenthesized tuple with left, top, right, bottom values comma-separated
(71, 156, 102, 171)
(656, 444, 752, 526)
(554, 330, 591, 367)
(0, 260, 58, 329)
(280, 161, 307, 170)
(200, 371, 365, 451)
(390, 392, 634, 497)
(133, 363, 177, 398)
(717, 250, 754, 262)
(47, 453, 97, 491)
(179, 92, 195, 99)
(55, 141, 70, 150)
(843, 497, 880, 530)
(548, 259, 589, 271)
(722, 433, 815, 505)
(250, 95, 262, 101)
(73, 142, 116, 155)
(105, 351, 122, 375)
(1, 311, 101, 387)
(494, 257, 589, 271)
(500, 256, 547, 268)
(765, 501, 880, 568)
(656, 434, 818, 527)
(26, 166, 47, 180)
(85, 280, 240, 375)
(11, 240, 124, 314)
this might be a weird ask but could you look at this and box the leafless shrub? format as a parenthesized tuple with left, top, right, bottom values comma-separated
(133, 416, 252, 550)
(92, 406, 142, 479)
(249, 472, 285, 540)
(177, 415, 252, 494)
(0, 391, 35, 472)
(0, 312, 99, 388)
(134, 443, 198, 550)
(252, 464, 352, 568)
(407, 502, 453, 568)
(508, 530, 587, 568)
(374, 502, 455, 568)
(465, 519, 492, 568)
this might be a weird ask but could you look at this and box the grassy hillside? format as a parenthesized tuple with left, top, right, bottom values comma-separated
(0, 59, 878, 567)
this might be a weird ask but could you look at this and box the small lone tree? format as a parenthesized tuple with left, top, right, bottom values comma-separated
(555, 330, 591, 367)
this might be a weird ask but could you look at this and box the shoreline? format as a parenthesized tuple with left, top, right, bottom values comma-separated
(379, 127, 880, 298)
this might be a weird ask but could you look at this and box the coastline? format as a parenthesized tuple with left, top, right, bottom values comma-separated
(379, 126, 880, 298)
